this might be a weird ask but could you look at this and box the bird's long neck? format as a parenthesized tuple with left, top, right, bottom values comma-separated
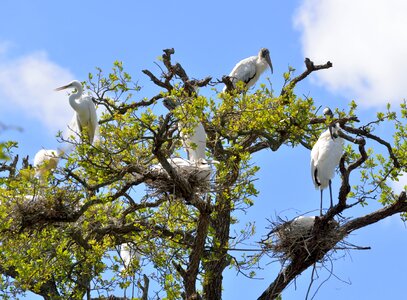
(69, 85, 83, 112)
(329, 123, 341, 139)
(257, 56, 269, 74)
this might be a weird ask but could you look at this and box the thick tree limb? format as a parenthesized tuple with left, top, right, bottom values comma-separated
(182, 210, 210, 299)
(343, 191, 407, 234)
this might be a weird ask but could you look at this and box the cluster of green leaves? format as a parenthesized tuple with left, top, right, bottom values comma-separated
(0, 58, 406, 300)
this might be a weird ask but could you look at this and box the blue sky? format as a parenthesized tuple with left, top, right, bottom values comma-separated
(1, 0, 406, 299)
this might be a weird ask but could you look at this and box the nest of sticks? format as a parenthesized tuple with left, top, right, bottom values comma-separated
(145, 166, 213, 197)
(10, 191, 80, 231)
(262, 216, 342, 261)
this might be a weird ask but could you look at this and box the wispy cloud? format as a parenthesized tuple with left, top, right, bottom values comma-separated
(0, 48, 75, 133)
(391, 172, 407, 194)
(294, 0, 407, 107)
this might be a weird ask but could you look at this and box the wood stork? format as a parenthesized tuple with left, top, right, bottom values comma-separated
(223, 48, 273, 92)
(290, 216, 316, 235)
(179, 122, 206, 162)
(55, 80, 98, 144)
(33, 148, 63, 181)
(310, 108, 344, 215)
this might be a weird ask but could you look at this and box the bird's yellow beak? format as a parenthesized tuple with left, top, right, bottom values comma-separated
(54, 83, 72, 91)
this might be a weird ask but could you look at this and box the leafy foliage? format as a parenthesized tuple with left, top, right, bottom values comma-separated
(0, 50, 405, 300)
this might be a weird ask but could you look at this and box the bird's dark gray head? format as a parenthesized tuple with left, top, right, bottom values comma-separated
(259, 48, 273, 74)
(323, 107, 338, 139)
(259, 48, 269, 57)
(323, 107, 334, 118)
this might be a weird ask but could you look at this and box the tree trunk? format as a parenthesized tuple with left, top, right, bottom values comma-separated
(202, 192, 232, 300)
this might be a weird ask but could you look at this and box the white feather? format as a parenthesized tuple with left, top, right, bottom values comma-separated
(120, 243, 140, 271)
(291, 216, 316, 233)
(310, 125, 344, 190)
(179, 122, 206, 161)
(152, 157, 213, 182)
(55, 80, 99, 145)
(33, 149, 62, 180)
(223, 48, 272, 91)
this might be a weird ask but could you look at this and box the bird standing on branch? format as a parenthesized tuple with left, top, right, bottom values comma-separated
(180, 121, 206, 162)
(55, 80, 98, 145)
(310, 108, 344, 215)
(223, 48, 273, 92)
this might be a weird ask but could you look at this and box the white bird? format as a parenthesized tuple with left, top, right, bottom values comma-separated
(223, 48, 273, 92)
(33, 149, 63, 181)
(290, 216, 316, 235)
(310, 108, 344, 215)
(55, 80, 98, 144)
(120, 243, 140, 271)
(179, 122, 206, 162)
(152, 157, 215, 182)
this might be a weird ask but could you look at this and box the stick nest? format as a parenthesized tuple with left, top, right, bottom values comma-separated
(262, 216, 342, 261)
(145, 167, 212, 197)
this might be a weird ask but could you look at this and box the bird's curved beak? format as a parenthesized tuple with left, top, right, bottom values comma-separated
(207, 159, 220, 165)
(328, 125, 334, 140)
(328, 125, 339, 140)
(54, 83, 72, 91)
(266, 53, 273, 74)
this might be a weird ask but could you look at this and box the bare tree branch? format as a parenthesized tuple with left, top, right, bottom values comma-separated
(281, 59, 333, 96)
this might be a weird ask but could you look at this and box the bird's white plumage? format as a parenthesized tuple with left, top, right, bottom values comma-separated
(24, 194, 43, 202)
(120, 243, 140, 271)
(180, 122, 206, 162)
(224, 48, 273, 91)
(291, 216, 316, 233)
(56, 80, 98, 144)
(120, 243, 131, 269)
(33, 149, 62, 179)
(75, 94, 98, 144)
(310, 124, 344, 189)
(152, 157, 213, 182)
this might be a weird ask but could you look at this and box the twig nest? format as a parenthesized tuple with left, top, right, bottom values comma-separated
(275, 216, 317, 249)
(13, 191, 79, 231)
(147, 157, 215, 195)
(266, 216, 340, 260)
(289, 216, 317, 237)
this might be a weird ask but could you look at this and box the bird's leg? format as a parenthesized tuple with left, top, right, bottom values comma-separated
(320, 189, 323, 216)
(329, 179, 333, 209)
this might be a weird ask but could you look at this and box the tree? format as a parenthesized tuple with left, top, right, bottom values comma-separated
(0, 48, 406, 300)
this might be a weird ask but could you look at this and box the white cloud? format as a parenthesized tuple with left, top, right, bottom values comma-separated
(294, 0, 407, 107)
(391, 172, 407, 194)
(0, 49, 75, 133)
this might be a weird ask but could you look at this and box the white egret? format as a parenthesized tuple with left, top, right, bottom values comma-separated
(33, 148, 63, 180)
(223, 48, 273, 91)
(310, 108, 344, 215)
(152, 157, 216, 182)
(179, 122, 206, 162)
(120, 243, 140, 271)
(162, 96, 207, 161)
(55, 80, 98, 144)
